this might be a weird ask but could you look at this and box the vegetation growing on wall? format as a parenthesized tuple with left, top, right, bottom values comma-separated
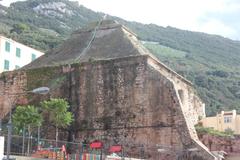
(26, 66, 66, 91)
(195, 125, 234, 137)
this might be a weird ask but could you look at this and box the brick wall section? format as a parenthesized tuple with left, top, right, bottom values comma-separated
(0, 71, 27, 118)
(199, 134, 240, 153)
(0, 55, 215, 160)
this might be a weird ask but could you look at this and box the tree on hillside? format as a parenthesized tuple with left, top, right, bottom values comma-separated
(13, 105, 43, 155)
(10, 23, 30, 34)
(41, 98, 73, 147)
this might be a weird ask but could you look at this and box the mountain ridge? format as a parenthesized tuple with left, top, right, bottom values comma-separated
(1, 0, 240, 115)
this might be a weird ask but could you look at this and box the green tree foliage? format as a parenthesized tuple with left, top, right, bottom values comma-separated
(41, 98, 73, 146)
(12, 105, 42, 155)
(224, 128, 234, 135)
(195, 125, 234, 137)
(13, 105, 42, 134)
(10, 23, 30, 34)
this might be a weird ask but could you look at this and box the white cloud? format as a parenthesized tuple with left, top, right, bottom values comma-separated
(74, 0, 240, 40)
(0, 0, 24, 6)
(197, 19, 237, 38)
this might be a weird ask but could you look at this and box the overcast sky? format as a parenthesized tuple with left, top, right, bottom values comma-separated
(1, 0, 240, 40)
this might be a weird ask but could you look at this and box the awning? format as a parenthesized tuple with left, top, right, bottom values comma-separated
(109, 145, 122, 153)
(90, 141, 103, 149)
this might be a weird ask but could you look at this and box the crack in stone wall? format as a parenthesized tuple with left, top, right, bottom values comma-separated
(0, 55, 215, 160)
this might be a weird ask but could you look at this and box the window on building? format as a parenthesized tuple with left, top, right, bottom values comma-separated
(224, 117, 232, 123)
(4, 60, 10, 70)
(5, 41, 10, 52)
(31, 53, 36, 61)
(16, 48, 21, 58)
(15, 65, 20, 69)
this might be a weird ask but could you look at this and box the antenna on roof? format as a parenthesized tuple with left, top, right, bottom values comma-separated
(74, 14, 108, 63)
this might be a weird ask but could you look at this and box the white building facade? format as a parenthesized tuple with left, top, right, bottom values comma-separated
(0, 36, 44, 73)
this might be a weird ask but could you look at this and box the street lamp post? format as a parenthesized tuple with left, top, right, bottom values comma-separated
(2, 87, 50, 160)
(0, 119, 2, 135)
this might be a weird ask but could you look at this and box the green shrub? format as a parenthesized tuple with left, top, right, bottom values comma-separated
(195, 125, 234, 137)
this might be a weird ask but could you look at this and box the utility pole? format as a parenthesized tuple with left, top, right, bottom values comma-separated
(0, 119, 2, 135)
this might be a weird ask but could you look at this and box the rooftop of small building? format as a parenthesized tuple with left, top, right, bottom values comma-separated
(23, 20, 150, 69)
(22, 19, 192, 85)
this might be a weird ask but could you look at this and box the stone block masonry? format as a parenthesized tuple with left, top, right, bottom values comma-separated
(200, 134, 240, 153)
(0, 20, 216, 160)
(0, 55, 215, 160)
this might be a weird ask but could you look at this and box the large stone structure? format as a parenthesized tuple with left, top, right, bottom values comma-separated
(0, 20, 215, 159)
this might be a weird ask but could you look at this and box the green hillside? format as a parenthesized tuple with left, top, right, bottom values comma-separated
(0, 0, 240, 116)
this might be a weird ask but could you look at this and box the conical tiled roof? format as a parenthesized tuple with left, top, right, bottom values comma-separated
(24, 20, 154, 69)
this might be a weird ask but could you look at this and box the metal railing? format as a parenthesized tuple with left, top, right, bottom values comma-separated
(1, 134, 148, 160)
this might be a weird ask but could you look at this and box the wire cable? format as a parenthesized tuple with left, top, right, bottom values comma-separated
(74, 14, 107, 63)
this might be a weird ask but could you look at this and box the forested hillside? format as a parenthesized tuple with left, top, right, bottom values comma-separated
(0, 0, 240, 116)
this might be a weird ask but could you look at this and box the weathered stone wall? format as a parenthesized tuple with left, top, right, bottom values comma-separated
(147, 57, 214, 159)
(199, 134, 240, 153)
(0, 71, 27, 118)
(70, 56, 184, 159)
(0, 55, 214, 160)
(147, 58, 206, 125)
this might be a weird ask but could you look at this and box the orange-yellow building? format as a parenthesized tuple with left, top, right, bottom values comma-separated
(200, 110, 240, 134)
